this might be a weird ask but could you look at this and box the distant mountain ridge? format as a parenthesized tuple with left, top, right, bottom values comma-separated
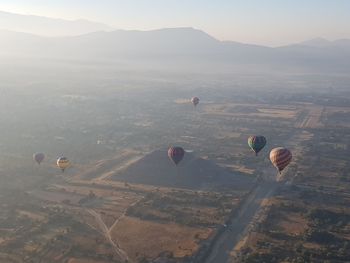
(0, 24, 349, 73)
(297, 37, 350, 48)
(0, 27, 272, 59)
(0, 10, 113, 36)
(1, 10, 349, 48)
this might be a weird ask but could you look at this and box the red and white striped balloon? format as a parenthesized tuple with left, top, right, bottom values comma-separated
(270, 147, 292, 173)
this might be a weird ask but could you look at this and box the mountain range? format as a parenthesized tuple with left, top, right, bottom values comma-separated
(0, 10, 113, 36)
(0, 10, 349, 73)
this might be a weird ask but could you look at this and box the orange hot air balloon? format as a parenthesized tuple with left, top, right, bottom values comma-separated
(270, 147, 292, 174)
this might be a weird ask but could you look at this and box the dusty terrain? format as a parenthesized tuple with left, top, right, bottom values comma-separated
(1, 86, 350, 262)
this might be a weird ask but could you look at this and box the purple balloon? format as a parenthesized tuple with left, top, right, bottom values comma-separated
(33, 153, 45, 164)
(168, 147, 185, 166)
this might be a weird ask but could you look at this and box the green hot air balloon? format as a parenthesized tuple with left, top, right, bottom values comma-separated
(248, 135, 267, 156)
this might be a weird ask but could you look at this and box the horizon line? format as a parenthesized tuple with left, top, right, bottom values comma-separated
(0, 9, 348, 48)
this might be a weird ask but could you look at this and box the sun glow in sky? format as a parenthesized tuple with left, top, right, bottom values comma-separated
(1, 0, 350, 46)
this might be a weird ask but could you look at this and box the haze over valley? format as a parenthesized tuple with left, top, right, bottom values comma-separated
(0, 5, 350, 263)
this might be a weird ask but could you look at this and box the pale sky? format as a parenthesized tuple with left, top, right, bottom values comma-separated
(0, 0, 349, 46)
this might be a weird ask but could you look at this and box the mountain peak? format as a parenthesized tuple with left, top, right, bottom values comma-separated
(293, 37, 350, 48)
(0, 10, 114, 36)
(300, 37, 331, 47)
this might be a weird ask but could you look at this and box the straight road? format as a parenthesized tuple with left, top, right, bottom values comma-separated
(205, 180, 279, 263)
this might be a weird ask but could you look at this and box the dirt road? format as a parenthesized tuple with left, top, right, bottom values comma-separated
(204, 180, 279, 263)
(87, 209, 130, 262)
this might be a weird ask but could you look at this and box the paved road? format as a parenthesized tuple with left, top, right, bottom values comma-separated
(205, 180, 279, 263)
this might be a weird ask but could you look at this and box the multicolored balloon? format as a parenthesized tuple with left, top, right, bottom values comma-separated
(248, 136, 267, 156)
(168, 147, 185, 166)
(191, 97, 200, 107)
(270, 147, 292, 174)
(57, 157, 70, 172)
(33, 153, 45, 165)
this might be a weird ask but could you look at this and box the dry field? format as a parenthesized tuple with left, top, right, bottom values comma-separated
(223, 164, 255, 175)
(67, 259, 111, 263)
(75, 149, 143, 181)
(174, 98, 192, 104)
(295, 105, 324, 129)
(276, 212, 308, 236)
(324, 106, 350, 128)
(29, 189, 84, 205)
(17, 210, 46, 221)
(202, 103, 298, 120)
(27, 170, 228, 262)
(214, 131, 242, 140)
(110, 216, 212, 262)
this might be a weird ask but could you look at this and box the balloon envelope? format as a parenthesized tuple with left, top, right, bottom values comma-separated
(248, 136, 267, 156)
(33, 153, 45, 164)
(191, 97, 199, 106)
(168, 147, 185, 166)
(57, 157, 70, 172)
(270, 147, 292, 173)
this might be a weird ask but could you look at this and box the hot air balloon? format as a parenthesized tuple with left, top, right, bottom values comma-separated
(191, 97, 200, 107)
(168, 147, 185, 166)
(270, 147, 292, 174)
(33, 153, 45, 165)
(57, 157, 70, 172)
(248, 136, 267, 156)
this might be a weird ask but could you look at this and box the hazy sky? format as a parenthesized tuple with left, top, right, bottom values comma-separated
(1, 0, 349, 46)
